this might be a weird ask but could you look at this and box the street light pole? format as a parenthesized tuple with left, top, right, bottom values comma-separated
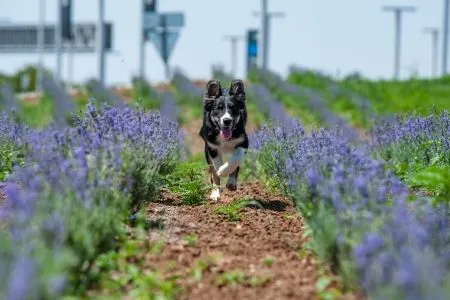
(381, 5, 417, 80)
(37, 0, 46, 91)
(443, 0, 449, 75)
(223, 35, 245, 78)
(423, 27, 439, 77)
(97, 0, 105, 85)
(253, 9, 285, 71)
(55, 0, 63, 82)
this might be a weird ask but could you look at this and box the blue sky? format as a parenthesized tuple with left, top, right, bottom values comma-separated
(0, 0, 445, 84)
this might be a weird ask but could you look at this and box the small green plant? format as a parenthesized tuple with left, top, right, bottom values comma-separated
(88, 233, 177, 299)
(214, 270, 271, 288)
(409, 165, 450, 205)
(191, 253, 223, 281)
(214, 197, 261, 221)
(165, 162, 210, 205)
(215, 270, 246, 287)
(182, 233, 199, 247)
(315, 276, 344, 300)
(0, 139, 25, 181)
(262, 256, 274, 267)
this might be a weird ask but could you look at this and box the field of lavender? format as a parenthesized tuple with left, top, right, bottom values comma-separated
(0, 67, 449, 299)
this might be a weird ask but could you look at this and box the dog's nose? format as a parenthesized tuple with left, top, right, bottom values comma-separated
(223, 118, 232, 126)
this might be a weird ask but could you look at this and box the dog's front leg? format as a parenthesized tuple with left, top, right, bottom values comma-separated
(217, 147, 246, 177)
(209, 154, 223, 201)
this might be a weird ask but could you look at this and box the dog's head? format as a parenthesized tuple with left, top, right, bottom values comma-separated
(203, 79, 246, 140)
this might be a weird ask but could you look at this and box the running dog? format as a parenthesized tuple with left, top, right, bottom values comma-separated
(199, 79, 249, 201)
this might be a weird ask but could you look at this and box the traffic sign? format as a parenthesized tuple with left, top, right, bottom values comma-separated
(0, 23, 113, 53)
(148, 30, 180, 63)
(61, 0, 73, 40)
(144, 0, 157, 13)
(143, 12, 185, 30)
(247, 29, 258, 73)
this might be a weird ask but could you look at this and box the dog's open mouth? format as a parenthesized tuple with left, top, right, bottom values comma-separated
(220, 127, 233, 140)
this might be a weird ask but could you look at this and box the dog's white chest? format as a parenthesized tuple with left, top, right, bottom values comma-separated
(215, 135, 245, 154)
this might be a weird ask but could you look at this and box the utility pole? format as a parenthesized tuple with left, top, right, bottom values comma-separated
(97, 0, 105, 85)
(423, 27, 439, 77)
(61, 0, 73, 88)
(253, 0, 285, 71)
(223, 35, 245, 78)
(55, 0, 63, 82)
(140, 0, 147, 81)
(382, 5, 417, 80)
(161, 15, 171, 81)
(140, 0, 157, 82)
(37, 0, 46, 91)
(443, 0, 449, 75)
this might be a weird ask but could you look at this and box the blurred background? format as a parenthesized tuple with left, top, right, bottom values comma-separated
(1, 0, 450, 138)
(0, 0, 446, 86)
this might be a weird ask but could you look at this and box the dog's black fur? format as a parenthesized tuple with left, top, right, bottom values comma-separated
(199, 79, 248, 199)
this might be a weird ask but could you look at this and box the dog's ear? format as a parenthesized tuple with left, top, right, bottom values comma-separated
(203, 80, 222, 110)
(205, 80, 222, 99)
(229, 79, 245, 101)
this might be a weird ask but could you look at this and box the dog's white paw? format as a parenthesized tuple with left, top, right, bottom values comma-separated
(217, 162, 239, 177)
(217, 163, 229, 177)
(209, 187, 221, 201)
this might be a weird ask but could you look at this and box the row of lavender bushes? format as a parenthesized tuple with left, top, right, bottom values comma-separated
(250, 111, 450, 299)
(249, 67, 359, 140)
(288, 66, 375, 128)
(0, 102, 183, 298)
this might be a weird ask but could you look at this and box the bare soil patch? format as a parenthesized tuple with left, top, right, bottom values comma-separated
(144, 183, 357, 300)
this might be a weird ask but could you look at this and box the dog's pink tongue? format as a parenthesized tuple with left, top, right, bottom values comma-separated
(220, 128, 232, 140)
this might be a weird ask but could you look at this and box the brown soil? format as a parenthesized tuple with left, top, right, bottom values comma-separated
(181, 119, 204, 155)
(143, 183, 358, 300)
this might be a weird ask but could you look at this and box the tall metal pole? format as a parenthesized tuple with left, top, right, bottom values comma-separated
(253, 8, 285, 71)
(423, 27, 440, 77)
(261, 0, 268, 70)
(139, 0, 146, 81)
(97, 0, 105, 85)
(55, 0, 63, 82)
(443, 0, 449, 75)
(37, 0, 46, 91)
(161, 15, 171, 81)
(382, 5, 417, 80)
(394, 10, 401, 80)
(67, 40, 74, 87)
(223, 35, 245, 78)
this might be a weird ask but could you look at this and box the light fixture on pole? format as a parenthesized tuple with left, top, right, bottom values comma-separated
(381, 5, 417, 80)
(423, 27, 439, 77)
(223, 35, 245, 78)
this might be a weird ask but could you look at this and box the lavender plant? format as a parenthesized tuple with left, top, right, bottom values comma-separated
(0, 101, 182, 298)
(251, 117, 450, 299)
(249, 84, 293, 123)
(0, 112, 28, 181)
(372, 112, 450, 202)
(171, 69, 204, 102)
(159, 90, 179, 122)
(249, 66, 359, 139)
(288, 65, 375, 128)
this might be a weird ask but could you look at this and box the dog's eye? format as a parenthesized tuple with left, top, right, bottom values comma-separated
(218, 104, 224, 109)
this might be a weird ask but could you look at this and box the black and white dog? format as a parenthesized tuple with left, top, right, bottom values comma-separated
(199, 79, 249, 201)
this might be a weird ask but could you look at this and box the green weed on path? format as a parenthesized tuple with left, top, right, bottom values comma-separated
(164, 162, 210, 205)
(214, 197, 263, 221)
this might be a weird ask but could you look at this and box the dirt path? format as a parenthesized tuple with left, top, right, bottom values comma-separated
(144, 183, 352, 300)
